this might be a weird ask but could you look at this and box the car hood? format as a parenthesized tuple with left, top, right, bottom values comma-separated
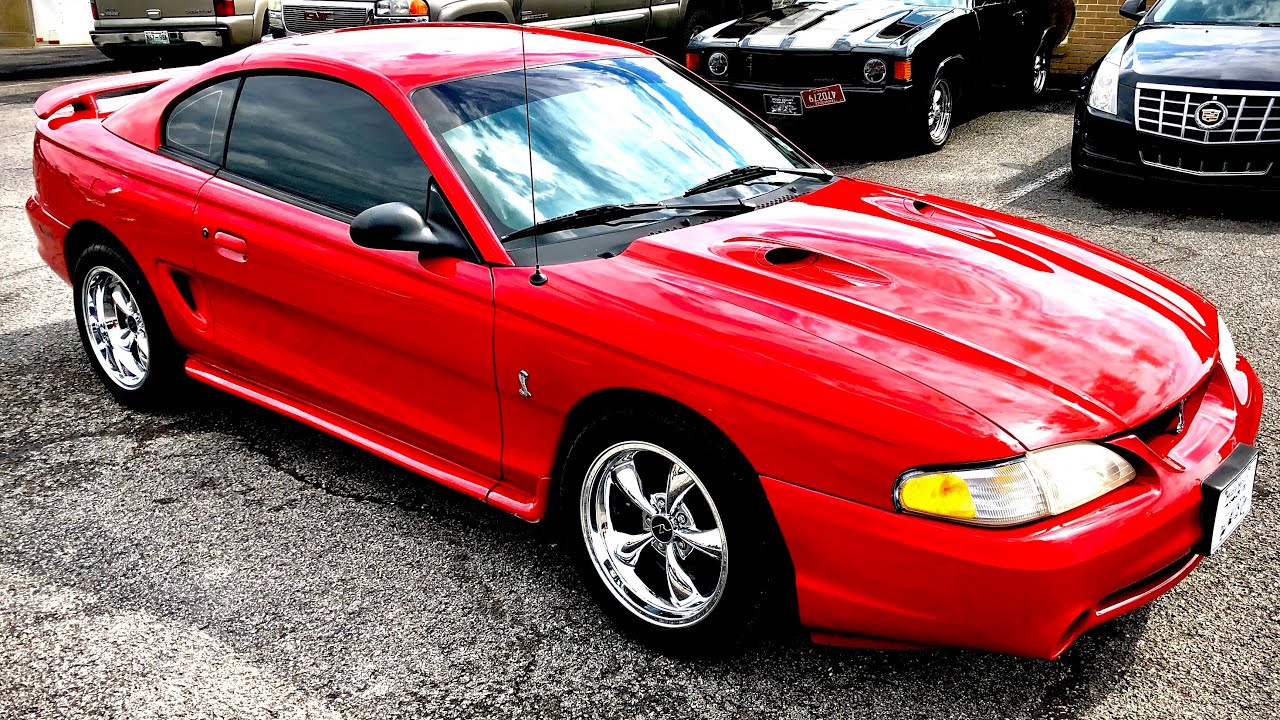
(700, 0, 955, 51)
(1124, 25, 1280, 86)
(617, 179, 1217, 450)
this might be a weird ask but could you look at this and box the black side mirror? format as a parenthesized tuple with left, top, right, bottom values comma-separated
(1119, 0, 1146, 21)
(350, 201, 471, 259)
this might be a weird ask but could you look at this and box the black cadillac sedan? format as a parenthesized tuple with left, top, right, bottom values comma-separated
(1072, 0, 1280, 190)
(685, 0, 1076, 151)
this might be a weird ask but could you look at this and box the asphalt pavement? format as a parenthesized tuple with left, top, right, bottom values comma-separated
(1, 69, 1277, 720)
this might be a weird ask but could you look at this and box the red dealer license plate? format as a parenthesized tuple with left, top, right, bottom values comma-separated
(801, 84, 846, 109)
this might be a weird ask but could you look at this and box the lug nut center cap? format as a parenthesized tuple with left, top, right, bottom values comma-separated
(650, 515, 675, 543)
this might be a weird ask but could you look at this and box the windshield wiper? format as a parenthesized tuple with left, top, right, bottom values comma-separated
(682, 165, 833, 197)
(503, 199, 752, 241)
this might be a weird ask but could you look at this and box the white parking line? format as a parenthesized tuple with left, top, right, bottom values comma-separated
(986, 164, 1072, 209)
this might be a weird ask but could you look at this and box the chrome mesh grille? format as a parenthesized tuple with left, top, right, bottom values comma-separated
(1136, 84, 1280, 145)
(282, 5, 370, 34)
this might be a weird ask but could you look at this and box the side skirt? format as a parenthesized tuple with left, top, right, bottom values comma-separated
(185, 357, 502, 510)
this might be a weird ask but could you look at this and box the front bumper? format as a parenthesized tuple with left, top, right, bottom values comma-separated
(764, 357, 1263, 659)
(709, 80, 915, 126)
(1074, 103, 1280, 190)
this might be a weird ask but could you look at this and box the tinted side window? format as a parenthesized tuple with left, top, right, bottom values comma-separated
(225, 74, 428, 218)
(164, 78, 239, 165)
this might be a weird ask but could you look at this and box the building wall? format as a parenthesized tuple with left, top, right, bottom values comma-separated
(31, 0, 94, 45)
(0, 0, 36, 48)
(1054, 0, 1138, 76)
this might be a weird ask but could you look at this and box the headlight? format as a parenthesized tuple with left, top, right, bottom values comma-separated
(267, 0, 281, 11)
(896, 442, 1136, 527)
(863, 58, 887, 84)
(708, 51, 729, 77)
(376, 0, 429, 17)
(1087, 40, 1125, 115)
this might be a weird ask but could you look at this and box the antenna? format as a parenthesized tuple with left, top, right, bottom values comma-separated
(519, 27, 548, 287)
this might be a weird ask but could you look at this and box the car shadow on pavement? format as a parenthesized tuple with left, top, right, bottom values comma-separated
(787, 89, 1077, 168)
(1015, 173, 1280, 239)
(3, 320, 1151, 718)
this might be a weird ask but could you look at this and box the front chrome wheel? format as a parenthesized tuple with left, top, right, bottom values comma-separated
(80, 266, 150, 389)
(579, 441, 729, 628)
(1032, 51, 1048, 96)
(927, 78, 954, 146)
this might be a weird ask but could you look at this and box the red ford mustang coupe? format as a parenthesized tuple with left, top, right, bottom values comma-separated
(28, 24, 1261, 659)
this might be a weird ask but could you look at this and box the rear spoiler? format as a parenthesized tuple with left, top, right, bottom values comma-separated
(34, 68, 191, 120)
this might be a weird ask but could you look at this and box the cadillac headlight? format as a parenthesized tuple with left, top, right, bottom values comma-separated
(376, 0, 429, 17)
(267, 0, 281, 11)
(896, 442, 1136, 526)
(1087, 40, 1125, 115)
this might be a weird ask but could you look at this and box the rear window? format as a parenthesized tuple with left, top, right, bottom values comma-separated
(164, 78, 239, 165)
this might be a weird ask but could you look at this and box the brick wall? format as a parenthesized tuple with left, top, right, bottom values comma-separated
(1053, 1, 1137, 76)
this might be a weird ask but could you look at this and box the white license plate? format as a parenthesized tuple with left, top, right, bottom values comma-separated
(764, 94, 803, 116)
(1205, 454, 1256, 554)
(144, 30, 170, 45)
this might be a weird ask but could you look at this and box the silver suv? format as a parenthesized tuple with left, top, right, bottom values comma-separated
(92, 0, 270, 62)
(266, 0, 745, 47)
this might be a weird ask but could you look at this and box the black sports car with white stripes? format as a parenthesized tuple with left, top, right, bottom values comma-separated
(1072, 0, 1280, 190)
(685, 0, 1075, 150)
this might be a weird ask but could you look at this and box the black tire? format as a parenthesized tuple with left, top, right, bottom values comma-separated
(909, 67, 957, 153)
(558, 406, 785, 654)
(71, 243, 184, 408)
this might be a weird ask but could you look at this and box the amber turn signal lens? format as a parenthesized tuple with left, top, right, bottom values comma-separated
(409, 0, 428, 14)
(894, 60, 912, 82)
(898, 472, 976, 520)
(686, 52, 701, 72)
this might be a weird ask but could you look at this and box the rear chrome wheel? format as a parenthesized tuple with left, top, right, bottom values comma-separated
(580, 441, 729, 628)
(72, 242, 182, 407)
(81, 266, 150, 390)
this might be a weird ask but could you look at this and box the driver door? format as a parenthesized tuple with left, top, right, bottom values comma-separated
(188, 73, 502, 481)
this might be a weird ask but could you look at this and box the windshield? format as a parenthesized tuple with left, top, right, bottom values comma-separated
(1149, 0, 1280, 24)
(413, 57, 814, 241)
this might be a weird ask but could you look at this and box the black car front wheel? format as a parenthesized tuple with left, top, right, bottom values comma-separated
(910, 69, 956, 152)
(1028, 45, 1050, 100)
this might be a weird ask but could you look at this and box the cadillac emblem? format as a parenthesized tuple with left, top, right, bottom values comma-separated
(1194, 100, 1229, 130)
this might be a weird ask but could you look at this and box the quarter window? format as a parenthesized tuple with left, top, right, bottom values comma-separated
(224, 74, 429, 218)
(164, 78, 239, 165)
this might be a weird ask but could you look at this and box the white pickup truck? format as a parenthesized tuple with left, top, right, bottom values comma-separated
(91, 0, 270, 63)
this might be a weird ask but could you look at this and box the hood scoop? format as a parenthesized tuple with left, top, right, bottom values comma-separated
(714, 237, 893, 289)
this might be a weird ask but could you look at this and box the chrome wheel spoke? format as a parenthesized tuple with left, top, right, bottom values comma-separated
(674, 528, 723, 558)
(606, 529, 652, 568)
(111, 288, 135, 318)
(666, 464, 696, 512)
(665, 543, 702, 607)
(610, 458, 655, 517)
